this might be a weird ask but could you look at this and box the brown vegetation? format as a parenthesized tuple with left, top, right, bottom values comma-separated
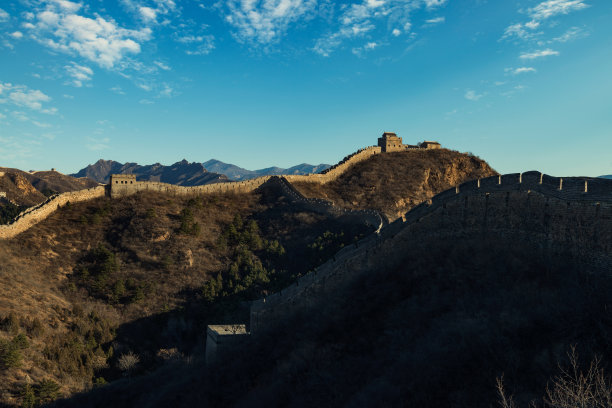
(293, 148, 497, 220)
(0, 186, 371, 406)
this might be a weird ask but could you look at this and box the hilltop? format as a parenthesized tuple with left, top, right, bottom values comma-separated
(292, 148, 497, 220)
(0, 168, 99, 206)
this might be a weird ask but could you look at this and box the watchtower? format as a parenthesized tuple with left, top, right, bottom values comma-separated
(419, 141, 441, 149)
(378, 132, 405, 152)
(110, 174, 136, 185)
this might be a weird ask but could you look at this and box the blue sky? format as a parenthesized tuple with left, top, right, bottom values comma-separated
(0, 0, 610, 176)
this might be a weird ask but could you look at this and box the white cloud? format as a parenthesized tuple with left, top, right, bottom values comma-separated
(392, 28, 401, 36)
(502, 0, 587, 42)
(550, 26, 587, 42)
(424, 0, 447, 8)
(154, 60, 171, 70)
(65, 62, 93, 87)
(314, 0, 426, 56)
(158, 84, 173, 97)
(139, 6, 157, 21)
(32, 120, 52, 128)
(352, 40, 379, 57)
(501, 23, 537, 41)
(10, 31, 23, 39)
(506, 67, 537, 75)
(25, 1, 152, 69)
(0, 8, 9, 22)
(465, 89, 485, 101)
(110, 86, 125, 94)
(1, 83, 57, 117)
(9, 88, 51, 110)
(425, 16, 445, 25)
(519, 48, 559, 59)
(86, 136, 110, 151)
(137, 83, 152, 91)
(224, 0, 318, 45)
(185, 41, 215, 55)
(528, 0, 589, 21)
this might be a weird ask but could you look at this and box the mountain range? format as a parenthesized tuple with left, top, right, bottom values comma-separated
(72, 159, 331, 184)
(71, 159, 228, 186)
(202, 159, 330, 180)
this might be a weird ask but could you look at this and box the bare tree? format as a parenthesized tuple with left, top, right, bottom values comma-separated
(497, 347, 612, 408)
(118, 351, 140, 376)
(545, 347, 612, 408)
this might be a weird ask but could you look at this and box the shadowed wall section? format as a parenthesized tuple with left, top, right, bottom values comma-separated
(249, 171, 612, 333)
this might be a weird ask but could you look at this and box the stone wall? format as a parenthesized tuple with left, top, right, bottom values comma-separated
(249, 171, 612, 333)
(0, 146, 384, 239)
(264, 176, 385, 232)
(0, 186, 106, 239)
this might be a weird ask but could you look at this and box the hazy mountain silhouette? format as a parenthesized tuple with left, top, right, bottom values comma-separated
(72, 159, 228, 185)
(203, 159, 330, 180)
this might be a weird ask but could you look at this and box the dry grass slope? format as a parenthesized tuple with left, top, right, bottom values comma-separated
(293, 149, 497, 220)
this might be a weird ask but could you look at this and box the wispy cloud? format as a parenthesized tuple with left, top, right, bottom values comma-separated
(313, 0, 447, 57)
(549, 26, 588, 43)
(465, 89, 485, 101)
(352, 41, 379, 57)
(86, 136, 110, 151)
(65, 62, 93, 87)
(24, 0, 152, 69)
(528, 0, 589, 21)
(424, 16, 445, 25)
(506, 67, 537, 75)
(519, 48, 559, 59)
(110, 86, 125, 95)
(425, 0, 448, 9)
(0, 8, 9, 23)
(223, 0, 317, 46)
(176, 34, 216, 55)
(501, 23, 540, 41)
(502, 0, 589, 42)
(154, 60, 171, 71)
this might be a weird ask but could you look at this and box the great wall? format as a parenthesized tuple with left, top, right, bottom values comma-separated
(207, 170, 612, 363)
(0, 146, 387, 240)
(3, 134, 611, 364)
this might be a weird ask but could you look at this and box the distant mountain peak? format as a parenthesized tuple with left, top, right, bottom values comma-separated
(202, 159, 331, 180)
(71, 160, 226, 185)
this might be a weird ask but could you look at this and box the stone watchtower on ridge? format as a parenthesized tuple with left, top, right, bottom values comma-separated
(378, 132, 405, 152)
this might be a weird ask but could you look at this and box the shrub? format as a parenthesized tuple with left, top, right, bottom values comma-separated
(118, 351, 140, 376)
(20, 383, 36, 408)
(36, 380, 60, 404)
(0, 338, 22, 369)
(12, 333, 29, 349)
